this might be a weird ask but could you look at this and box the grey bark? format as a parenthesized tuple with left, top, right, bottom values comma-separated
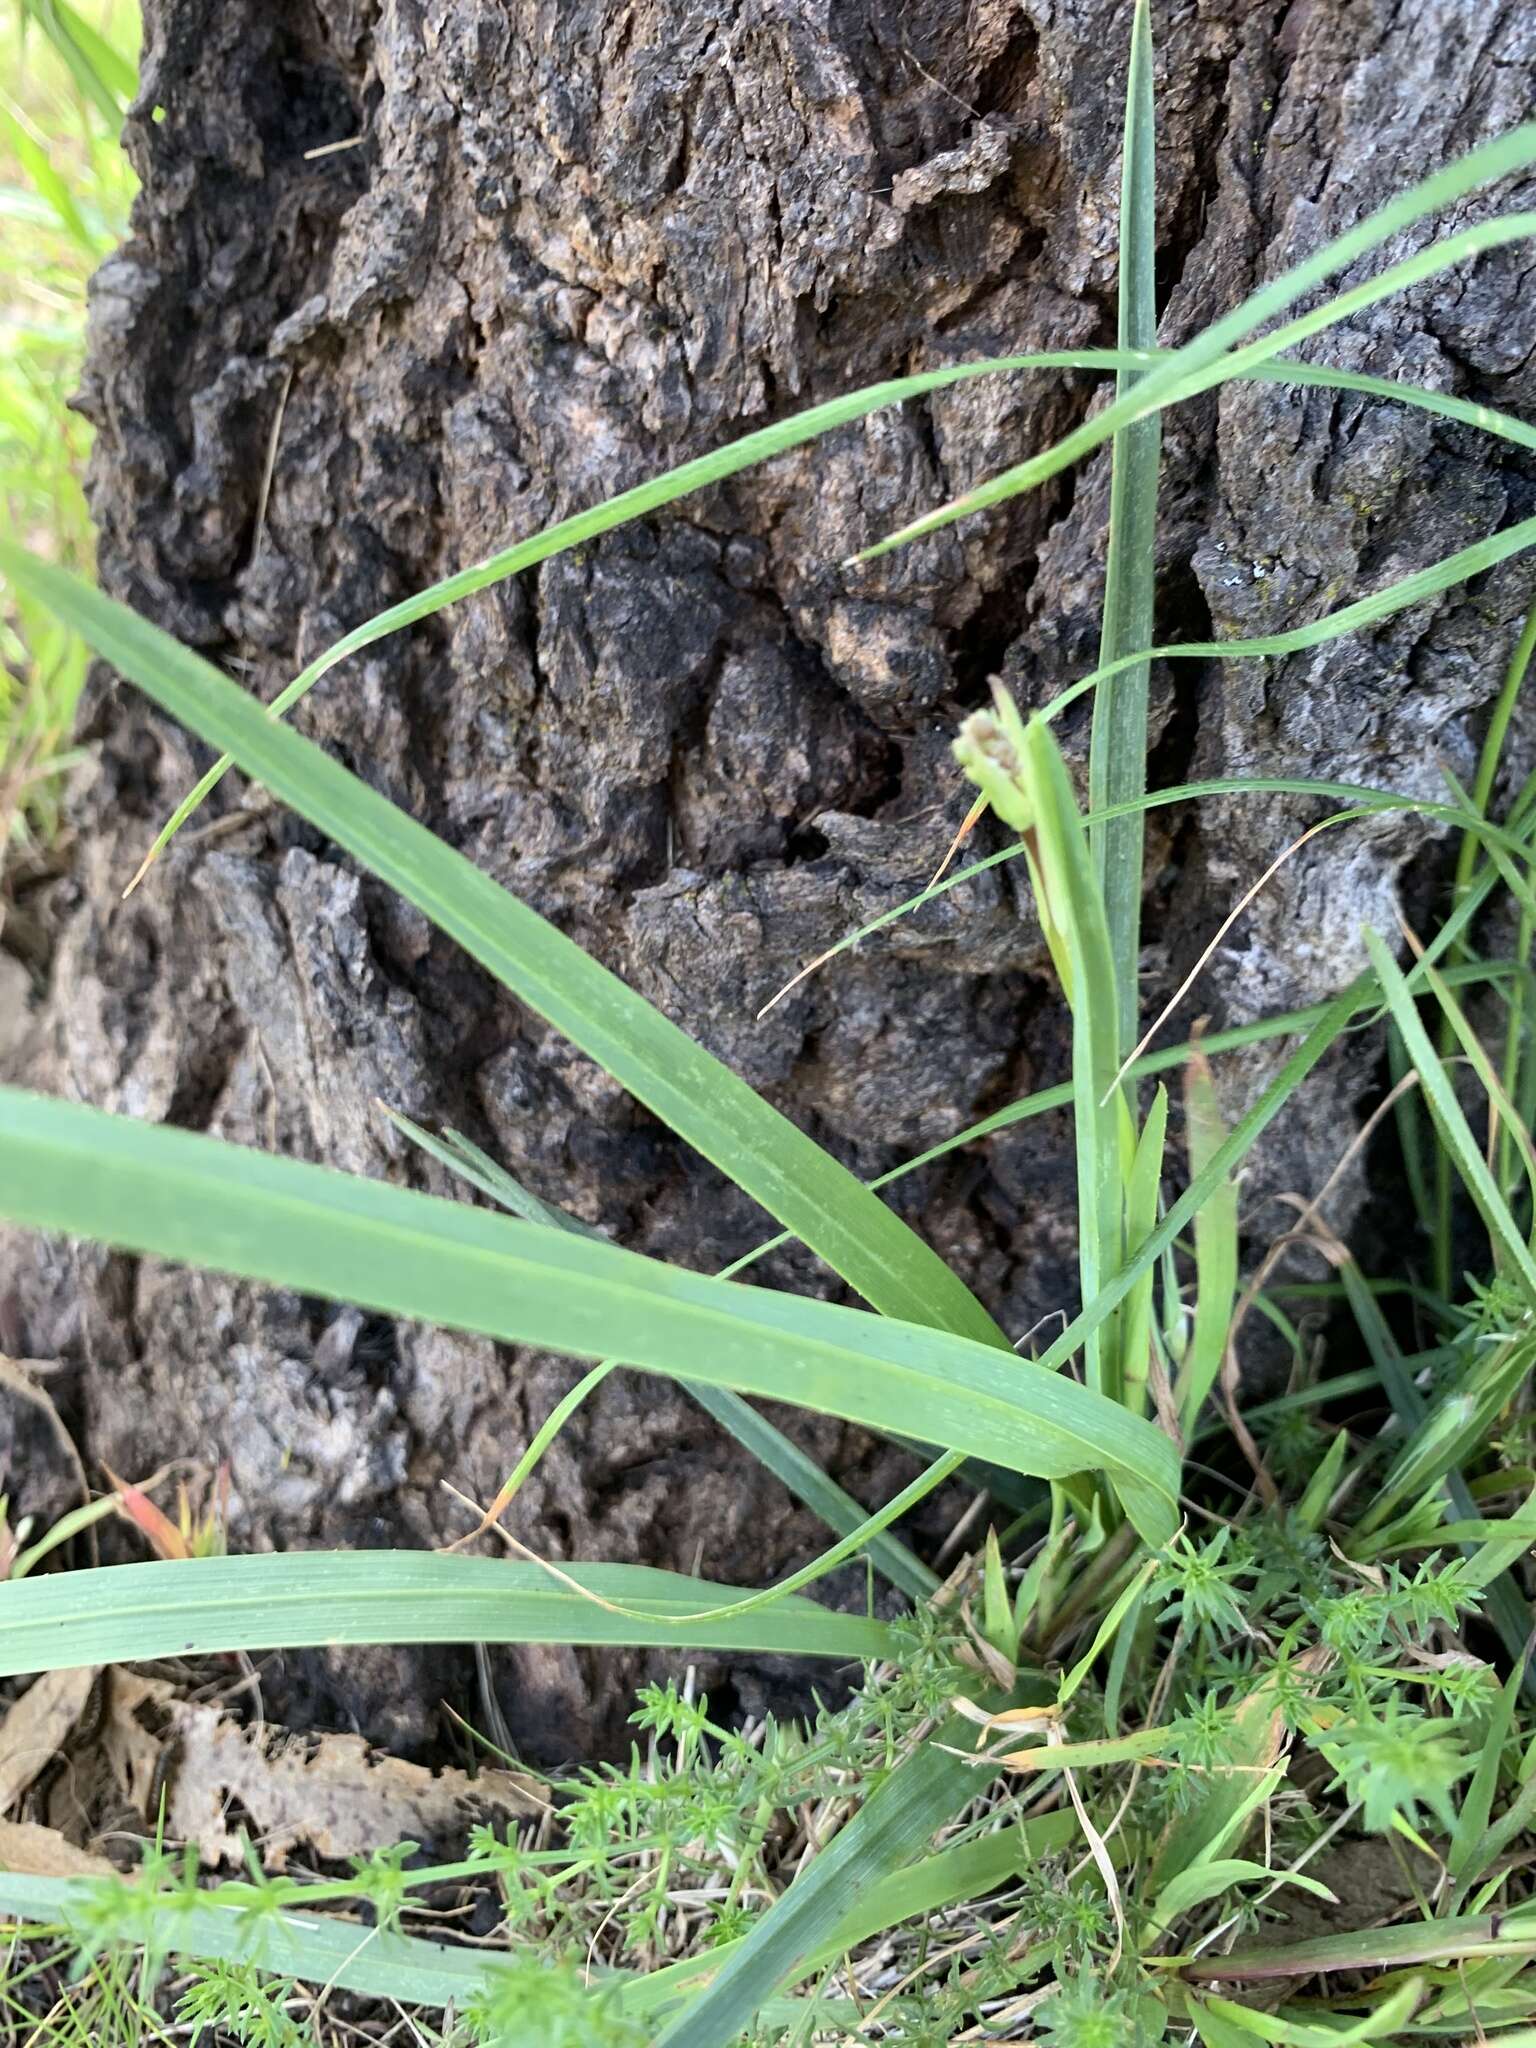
(4, 0, 1534, 1756)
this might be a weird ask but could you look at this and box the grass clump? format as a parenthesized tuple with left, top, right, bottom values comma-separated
(3, 2, 1536, 2041)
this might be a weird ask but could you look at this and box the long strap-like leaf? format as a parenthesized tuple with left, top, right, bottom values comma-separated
(0, 1086, 1182, 1543)
(0, 1551, 892, 1678)
(1090, 0, 1160, 1056)
(0, 1872, 491, 2008)
(0, 542, 1008, 1351)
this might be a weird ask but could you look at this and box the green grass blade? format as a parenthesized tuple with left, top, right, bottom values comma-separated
(19, 0, 130, 125)
(1226, 355, 1536, 453)
(1180, 1045, 1239, 1432)
(1022, 715, 1131, 1403)
(683, 963, 1516, 1444)
(132, 348, 1156, 868)
(1193, 1981, 1427, 2048)
(134, 331, 1536, 868)
(0, 1874, 492, 2008)
(1121, 1084, 1168, 1421)
(1179, 1909, 1536, 1980)
(1091, 0, 1160, 1054)
(1416, 927, 1536, 1221)
(654, 1702, 1017, 2047)
(1337, 1256, 1533, 1679)
(605, 1449, 962, 1630)
(51, 0, 137, 102)
(750, 776, 1536, 1011)
(1038, 510, 1536, 736)
(1190, 1997, 1258, 2048)
(0, 544, 1006, 1350)
(1031, 980, 1366, 1394)
(1361, 928, 1536, 1304)
(0, 1552, 891, 1678)
(1450, 1776, 1536, 1914)
(1059, 1555, 1160, 1709)
(1073, 775, 1536, 869)
(834, 975, 1385, 1531)
(1450, 1510, 1536, 1586)
(381, 1109, 581, 1231)
(623, 1810, 1079, 2018)
(1294, 1429, 1350, 1532)
(1444, 602, 1536, 1267)
(0, 1087, 1182, 1543)
(1491, 773, 1536, 1229)
(1454, 602, 1536, 916)
(1, 109, 96, 255)
(23, 0, 135, 110)
(1507, 952, 1536, 1224)
(682, 1389, 940, 1601)
(1389, 1013, 1439, 1242)
(1449, 1659, 1522, 1883)
(385, 1107, 938, 1599)
(1146, 1654, 1294, 1894)
(857, 121, 1536, 558)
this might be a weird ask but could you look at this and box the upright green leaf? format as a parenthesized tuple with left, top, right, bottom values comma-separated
(1090, 0, 1161, 1055)
(1449, 1658, 1522, 1885)
(1362, 928, 1536, 1304)
(1338, 1257, 1532, 1681)
(1452, 602, 1536, 919)
(1294, 1429, 1349, 1533)
(1180, 1045, 1238, 1433)
(1021, 714, 1133, 1404)
(1121, 1082, 1168, 1419)
(1025, 976, 1366, 1548)
(2, 110, 96, 254)
(21, 0, 133, 124)
(0, 544, 1007, 1351)
(1416, 933, 1536, 1223)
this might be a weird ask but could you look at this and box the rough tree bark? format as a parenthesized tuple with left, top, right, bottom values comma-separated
(3, 0, 1534, 1758)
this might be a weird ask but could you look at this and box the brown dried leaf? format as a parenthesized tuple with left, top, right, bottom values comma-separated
(949, 1697, 1062, 1735)
(0, 1817, 115, 1878)
(956, 1604, 1017, 1691)
(167, 1704, 544, 1869)
(100, 1670, 176, 1815)
(0, 1667, 98, 1813)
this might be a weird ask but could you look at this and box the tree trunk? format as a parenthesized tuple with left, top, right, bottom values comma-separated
(4, 0, 1534, 1757)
